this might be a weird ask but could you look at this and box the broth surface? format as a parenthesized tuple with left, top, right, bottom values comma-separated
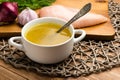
(25, 22, 71, 45)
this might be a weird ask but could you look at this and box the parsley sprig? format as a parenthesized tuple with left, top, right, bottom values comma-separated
(0, 0, 56, 11)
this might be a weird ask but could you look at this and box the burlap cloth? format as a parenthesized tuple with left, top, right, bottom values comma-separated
(0, 0, 120, 77)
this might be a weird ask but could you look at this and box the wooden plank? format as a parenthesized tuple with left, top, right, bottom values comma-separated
(0, 60, 63, 80)
(0, 65, 26, 80)
(0, 0, 115, 40)
(1, 58, 120, 80)
(53, 0, 115, 40)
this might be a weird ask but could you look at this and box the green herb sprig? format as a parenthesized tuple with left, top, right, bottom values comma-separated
(0, 0, 56, 11)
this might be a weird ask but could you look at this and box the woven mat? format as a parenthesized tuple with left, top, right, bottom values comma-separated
(0, 0, 120, 77)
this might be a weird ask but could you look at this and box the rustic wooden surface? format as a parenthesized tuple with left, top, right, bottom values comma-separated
(1, 59, 120, 80)
(0, 0, 120, 80)
(53, 0, 115, 40)
(0, 0, 115, 40)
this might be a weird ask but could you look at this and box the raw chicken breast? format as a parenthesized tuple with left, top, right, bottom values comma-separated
(39, 5, 108, 29)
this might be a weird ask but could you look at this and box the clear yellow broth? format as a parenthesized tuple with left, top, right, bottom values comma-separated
(25, 22, 71, 46)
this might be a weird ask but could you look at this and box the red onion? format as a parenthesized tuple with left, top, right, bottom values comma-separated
(0, 2, 18, 25)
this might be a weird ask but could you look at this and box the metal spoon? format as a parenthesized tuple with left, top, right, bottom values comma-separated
(56, 3, 92, 33)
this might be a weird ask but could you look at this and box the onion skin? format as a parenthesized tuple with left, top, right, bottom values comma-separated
(0, 2, 18, 25)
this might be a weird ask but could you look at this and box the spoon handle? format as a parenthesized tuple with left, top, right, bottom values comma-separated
(57, 3, 92, 33)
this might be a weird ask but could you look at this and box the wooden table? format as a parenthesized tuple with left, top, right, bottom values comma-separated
(0, 0, 120, 80)
(1, 59, 120, 80)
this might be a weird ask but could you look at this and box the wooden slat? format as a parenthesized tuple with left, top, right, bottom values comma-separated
(0, 60, 63, 80)
(0, 65, 26, 80)
(1, 58, 120, 80)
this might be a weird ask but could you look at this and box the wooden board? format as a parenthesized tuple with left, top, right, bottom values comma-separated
(0, 22, 21, 37)
(53, 0, 115, 40)
(0, 0, 115, 40)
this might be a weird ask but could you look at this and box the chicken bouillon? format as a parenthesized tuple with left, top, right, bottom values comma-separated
(25, 22, 71, 46)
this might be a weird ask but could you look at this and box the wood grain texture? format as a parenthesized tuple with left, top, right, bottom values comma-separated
(0, 0, 115, 40)
(0, 65, 26, 80)
(53, 0, 115, 40)
(1, 59, 120, 80)
(0, 0, 120, 80)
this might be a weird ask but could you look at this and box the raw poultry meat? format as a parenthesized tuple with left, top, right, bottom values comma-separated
(39, 5, 108, 28)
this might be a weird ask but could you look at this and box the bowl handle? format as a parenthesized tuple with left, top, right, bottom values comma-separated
(8, 36, 25, 51)
(74, 29, 86, 43)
